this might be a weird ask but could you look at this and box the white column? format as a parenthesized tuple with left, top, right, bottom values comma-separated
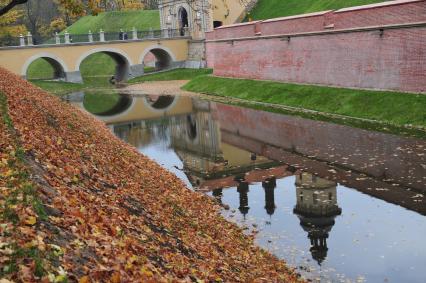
(64, 31, 70, 44)
(26, 32, 33, 46)
(132, 27, 138, 40)
(19, 34, 25, 46)
(55, 32, 60, 44)
(88, 30, 93, 42)
(100, 29, 105, 42)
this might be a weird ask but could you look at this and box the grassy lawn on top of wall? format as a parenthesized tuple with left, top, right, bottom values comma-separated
(248, 0, 385, 20)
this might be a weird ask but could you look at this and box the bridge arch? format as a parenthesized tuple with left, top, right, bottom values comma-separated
(143, 95, 177, 112)
(140, 45, 177, 72)
(22, 53, 69, 80)
(76, 47, 133, 82)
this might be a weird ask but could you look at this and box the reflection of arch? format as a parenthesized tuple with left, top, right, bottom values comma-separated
(145, 95, 175, 109)
(140, 45, 176, 72)
(143, 95, 177, 112)
(86, 94, 133, 116)
(76, 48, 132, 82)
(178, 7, 189, 35)
(22, 53, 69, 79)
(186, 114, 197, 140)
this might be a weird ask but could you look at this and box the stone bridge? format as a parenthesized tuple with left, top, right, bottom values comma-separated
(0, 36, 191, 83)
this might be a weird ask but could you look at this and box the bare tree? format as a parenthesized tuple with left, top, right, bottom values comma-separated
(0, 0, 28, 17)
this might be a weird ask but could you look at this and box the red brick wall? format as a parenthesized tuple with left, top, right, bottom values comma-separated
(206, 0, 426, 93)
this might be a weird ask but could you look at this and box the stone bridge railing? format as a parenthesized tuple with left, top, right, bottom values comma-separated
(8, 27, 191, 47)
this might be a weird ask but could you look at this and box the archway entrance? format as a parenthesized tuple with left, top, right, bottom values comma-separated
(141, 48, 173, 73)
(26, 57, 65, 81)
(213, 21, 223, 28)
(178, 7, 189, 36)
(79, 51, 130, 85)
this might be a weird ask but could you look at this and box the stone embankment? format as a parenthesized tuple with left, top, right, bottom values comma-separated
(0, 68, 301, 282)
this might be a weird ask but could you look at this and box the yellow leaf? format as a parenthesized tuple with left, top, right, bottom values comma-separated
(140, 266, 153, 277)
(25, 216, 37, 226)
(79, 276, 90, 283)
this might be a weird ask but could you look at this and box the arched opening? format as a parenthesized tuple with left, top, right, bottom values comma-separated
(142, 52, 157, 73)
(186, 114, 197, 140)
(26, 57, 65, 81)
(178, 7, 189, 36)
(213, 21, 223, 28)
(141, 48, 173, 73)
(83, 92, 133, 116)
(145, 95, 175, 110)
(79, 51, 130, 85)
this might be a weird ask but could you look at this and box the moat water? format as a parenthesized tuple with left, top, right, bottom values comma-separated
(66, 91, 426, 283)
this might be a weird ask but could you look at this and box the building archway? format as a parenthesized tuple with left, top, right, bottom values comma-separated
(213, 21, 223, 28)
(178, 7, 189, 36)
(140, 46, 176, 72)
(22, 53, 68, 80)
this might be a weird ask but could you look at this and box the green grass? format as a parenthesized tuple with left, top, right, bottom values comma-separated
(128, 68, 213, 83)
(183, 76, 426, 127)
(66, 10, 160, 34)
(249, 0, 385, 20)
(80, 53, 116, 76)
(31, 80, 87, 96)
(26, 60, 56, 80)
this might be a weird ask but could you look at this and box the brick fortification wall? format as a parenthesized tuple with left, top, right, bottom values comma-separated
(205, 0, 426, 93)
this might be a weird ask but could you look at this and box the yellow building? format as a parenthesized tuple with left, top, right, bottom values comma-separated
(158, 0, 254, 38)
(158, 0, 256, 67)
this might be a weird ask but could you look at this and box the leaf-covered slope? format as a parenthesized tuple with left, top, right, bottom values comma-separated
(249, 0, 385, 20)
(0, 68, 301, 282)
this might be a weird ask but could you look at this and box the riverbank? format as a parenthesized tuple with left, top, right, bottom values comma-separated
(0, 68, 300, 282)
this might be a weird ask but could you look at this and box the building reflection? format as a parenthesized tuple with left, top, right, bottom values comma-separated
(212, 188, 223, 204)
(263, 177, 277, 216)
(237, 180, 250, 218)
(169, 99, 278, 188)
(293, 173, 342, 265)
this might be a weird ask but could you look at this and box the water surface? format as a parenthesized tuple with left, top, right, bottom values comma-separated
(68, 91, 426, 283)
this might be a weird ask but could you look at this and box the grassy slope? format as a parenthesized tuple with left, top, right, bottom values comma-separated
(66, 10, 160, 34)
(183, 75, 426, 127)
(249, 0, 385, 20)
